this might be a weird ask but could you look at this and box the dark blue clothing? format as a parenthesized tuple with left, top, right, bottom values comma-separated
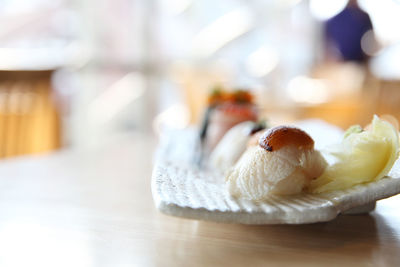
(325, 7, 373, 62)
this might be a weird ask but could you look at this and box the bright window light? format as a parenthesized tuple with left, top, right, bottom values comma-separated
(309, 0, 349, 20)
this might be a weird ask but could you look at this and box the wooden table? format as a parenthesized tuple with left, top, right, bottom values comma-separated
(0, 132, 399, 267)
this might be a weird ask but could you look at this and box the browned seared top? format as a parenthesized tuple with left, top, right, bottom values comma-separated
(259, 126, 314, 152)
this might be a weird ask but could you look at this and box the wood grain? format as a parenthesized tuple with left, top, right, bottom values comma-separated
(0, 132, 399, 267)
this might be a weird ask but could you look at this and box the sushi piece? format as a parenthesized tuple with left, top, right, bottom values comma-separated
(200, 88, 258, 151)
(226, 126, 327, 200)
(209, 121, 267, 173)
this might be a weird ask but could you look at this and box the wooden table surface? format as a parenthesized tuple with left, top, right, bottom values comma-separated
(0, 132, 399, 267)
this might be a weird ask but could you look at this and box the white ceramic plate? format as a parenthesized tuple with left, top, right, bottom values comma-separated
(152, 120, 400, 224)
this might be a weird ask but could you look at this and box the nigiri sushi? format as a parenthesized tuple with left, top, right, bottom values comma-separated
(210, 121, 267, 173)
(200, 88, 258, 151)
(226, 126, 327, 200)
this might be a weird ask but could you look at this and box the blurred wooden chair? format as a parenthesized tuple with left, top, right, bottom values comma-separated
(0, 70, 61, 158)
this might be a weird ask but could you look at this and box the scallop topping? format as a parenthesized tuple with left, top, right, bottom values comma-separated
(226, 126, 327, 200)
(259, 126, 314, 152)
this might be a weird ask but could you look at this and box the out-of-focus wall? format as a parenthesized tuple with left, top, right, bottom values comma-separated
(1, 0, 400, 156)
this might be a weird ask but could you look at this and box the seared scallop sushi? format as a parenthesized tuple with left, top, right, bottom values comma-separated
(226, 126, 327, 200)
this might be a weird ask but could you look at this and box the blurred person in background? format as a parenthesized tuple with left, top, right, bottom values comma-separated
(324, 0, 373, 63)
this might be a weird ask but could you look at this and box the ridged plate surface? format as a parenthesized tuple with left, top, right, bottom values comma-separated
(152, 120, 400, 224)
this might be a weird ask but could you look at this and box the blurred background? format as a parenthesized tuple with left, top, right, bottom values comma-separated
(0, 0, 400, 158)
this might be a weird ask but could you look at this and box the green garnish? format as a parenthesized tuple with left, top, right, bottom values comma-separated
(344, 125, 363, 139)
